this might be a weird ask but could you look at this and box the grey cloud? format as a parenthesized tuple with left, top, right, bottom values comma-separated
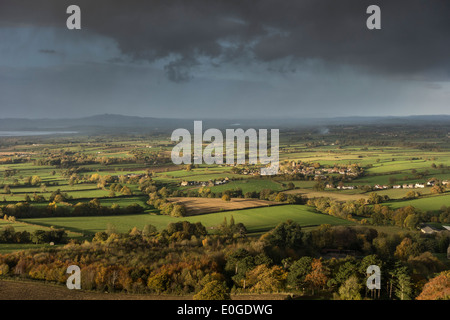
(0, 0, 449, 82)
(164, 57, 199, 83)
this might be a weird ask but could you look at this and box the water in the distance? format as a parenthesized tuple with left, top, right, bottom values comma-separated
(0, 131, 78, 137)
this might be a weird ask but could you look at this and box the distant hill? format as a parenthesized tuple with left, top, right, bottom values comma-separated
(0, 114, 188, 133)
(0, 114, 449, 134)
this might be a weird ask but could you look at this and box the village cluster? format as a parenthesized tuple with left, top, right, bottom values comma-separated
(327, 179, 449, 191)
(279, 161, 363, 179)
(180, 177, 230, 187)
(179, 160, 449, 194)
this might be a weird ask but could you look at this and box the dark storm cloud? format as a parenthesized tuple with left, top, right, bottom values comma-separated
(1, 0, 449, 81)
(164, 57, 199, 83)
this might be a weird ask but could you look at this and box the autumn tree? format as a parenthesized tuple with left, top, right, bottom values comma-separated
(120, 186, 133, 196)
(405, 190, 419, 199)
(416, 271, 450, 300)
(245, 265, 287, 293)
(431, 184, 445, 194)
(407, 252, 445, 279)
(313, 182, 325, 191)
(287, 182, 295, 190)
(368, 192, 383, 205)
(147, 270, 170, 294)
(338, 275, 362, 300)
(171, 204, 186, 217)
(93, 231, 108, 242)
(305, 258, 328, 295)
(394, 237, 420, 261)
(403, 214, 419, 230)
(31, 175, 42, 186)
(193, 280, 230, 300)
(274, 192, 287, 202)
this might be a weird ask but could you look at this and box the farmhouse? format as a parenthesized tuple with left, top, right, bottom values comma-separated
(214, 178, 229, 185)
(337, 185, 356, 190)
(124, 173, 146, 179)
(420, 225, 441, 234)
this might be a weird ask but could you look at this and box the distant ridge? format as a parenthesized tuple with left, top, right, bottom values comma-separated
(0, 114, 449, 133)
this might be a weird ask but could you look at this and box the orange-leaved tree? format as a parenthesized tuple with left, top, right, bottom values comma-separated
(416, 271, 450, 300)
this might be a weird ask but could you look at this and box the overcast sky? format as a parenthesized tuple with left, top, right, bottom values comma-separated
(0, 0, 449, 119)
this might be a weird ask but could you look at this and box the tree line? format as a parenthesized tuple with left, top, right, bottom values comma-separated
(0, 225, 67, 244)
(0, 220, 448, 300)
(0, 198, 144, 219)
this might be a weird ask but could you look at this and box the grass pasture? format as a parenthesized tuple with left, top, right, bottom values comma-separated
(284, 188, 369, 202)
(385, 193, 450, 213)
(209, 179, 284, 194)
(19, 205, 353, 236)
(0, 243, 57, 254)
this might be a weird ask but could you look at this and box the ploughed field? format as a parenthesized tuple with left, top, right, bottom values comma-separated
(167, 197, 280, 215)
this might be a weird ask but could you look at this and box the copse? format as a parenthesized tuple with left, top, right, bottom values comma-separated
(217, 216, 247, 239)
(147, 196, 187, 217)
(164, 221, 207, 241)
(32, 228, 68, 244)
(0, 226, 67, 244)
(260, 220, 303, 250)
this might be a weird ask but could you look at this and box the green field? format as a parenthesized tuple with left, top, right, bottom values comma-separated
(0, 219, 44, 232)
(385, 193, 450, 212)
(0, 243, 59, 254)
(210, 179, 284, 194)
(19, 205, 353, 236)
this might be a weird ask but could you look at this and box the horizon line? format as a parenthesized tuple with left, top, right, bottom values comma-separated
(1, 113, 450, 121)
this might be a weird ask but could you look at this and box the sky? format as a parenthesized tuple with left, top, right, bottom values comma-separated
(0, 0, 449, 119)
